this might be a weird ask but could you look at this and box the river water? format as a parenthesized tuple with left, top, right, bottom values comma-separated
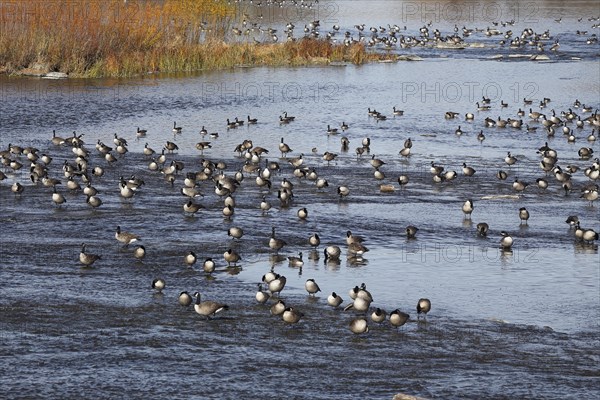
(1, 1, 599, 398)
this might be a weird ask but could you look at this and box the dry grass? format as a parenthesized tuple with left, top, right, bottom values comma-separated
(0, 0, 384, 78)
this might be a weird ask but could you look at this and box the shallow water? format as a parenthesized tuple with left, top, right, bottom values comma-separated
(1, 1, 600, 398)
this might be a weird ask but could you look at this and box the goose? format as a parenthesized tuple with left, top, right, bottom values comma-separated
(279, 138, 292, 158)
(51, 130, 65, 146)
(324, 245, 341, 261)
(86, 194, 102, 209)
(393, 106, 404, 116)
(192, 292, 229, 319)
(255, 284, 270, 304)
(462, 199, 474, 218)
(462, 163, 476, 177)
(203, 258, 216, 274)
(178, 291, 193, 307)
(183, 200, 202, 215)
(500, 231, 513, 249)
(579, 147, 594, 159)
(581, 186, 599, 206)
(260, 196, 271, 213)
(374, 169, 385, 180)
(390, 309, 410, 327)
(399, 147, 411, 157)
(565, 215, 579, 227)
(165, 141, 178, 153)
(222, 204, 234, 218)
(496, 170, 508, 180)
(268, 274, 287, 296)
(346, 231, 365, 245)
(282, 307, 303, 325)
(343, 294, 371, 312)
(223, 249, 240, 266)
(305, 278, 320, 295)
(327, 292, 343, 307)
(348, 242, 369, 256)
(519, 207, 530, 224)
(476, 222, 489, 236)
(79, 243, 101, 266)
(370, 308, 387, 323)
(227, 227, 243, 240)
(455, 125, 463, 135)
(398, 175, 409, 188)
(269, 227, 287, 253)
(406, 225, 419, 239)
(513, 178, 528, 192)
(133, 245, 146, 261)
(309, 233, 320, 248)
(465, 112, 475, 120)
(115, 226, 140, 246)
(416, 298, 431, 318)
(337, 186, 350, 199)
(582, 229, 599, 244)
(505, 152, 517, 166)
(445, 111, 459, 119)
(270, 300, 286, 316)
(477, 130, 485, 142)
(247, 115, 258, 124)
(51, 187, 66, 207)
(430, 161, 444, 175)
(297, 207, 308, 220)
(326, 125, 338, 134)
(370, 155, 386, 169)
(184, 251, 197, 266)
(341, 121, 349, 130)
(288, 252, 304, 268)
(349, 318, 369, 334)
(151, 278, 165, 292)
(172, 121, 182, 134)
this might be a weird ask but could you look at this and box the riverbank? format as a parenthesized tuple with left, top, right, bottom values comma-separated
(0, 0, 385, 78)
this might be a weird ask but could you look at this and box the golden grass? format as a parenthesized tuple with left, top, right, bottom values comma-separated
(0, 0, 385, 78)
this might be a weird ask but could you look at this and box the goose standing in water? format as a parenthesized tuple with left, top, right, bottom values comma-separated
(282, 307, 304, 325)
(115, 226, 140, 246)
(500, 231, 513, 249)
(327, 292, 343, 307)
(476, 222, 489, 236)
(416, 298, 431, 319)
(390, 309, 410, 328)
(305, 278, 321, 296)
(269, 227, 287, 253)
(255, 284, 270, 304)
(462, 199, 474, 218)
(349, 318, 369, 334)
(152, 278, 165, 292)
(192, 292, 229, 319)
(178, 291, 193, 307)
(79, 243, 101, 266)
(519, 207, 530, 224)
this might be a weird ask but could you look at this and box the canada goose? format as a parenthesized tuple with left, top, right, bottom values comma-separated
(223, 249, 240, 267)
(337, 186, 350, 199)
(152, 278, 165, 292)
(477, 131, 485, 142)
(11, 182, 24, 195)
(462, 199, 474, 218)
(536, 178, 548, 189)
(465, 112, 475, 120)
(282, 307, 303, 325)
(476, 222, 489, 236)
(416, 298, 431, 318)
(269, 227, 287, 253)
(184, 251, 197, 266)
(133, 245, 146, 261)
(406, 225, 419, 239)
(222, 204, 234, 219)
(192, 292, 229, 319)
(288, 252, 304, 268)
(305, 278, 320, 295)
(115, 226, 140, 246)
(252, 283, 270, 305)
(399, 147, 411, 157)
(183, 200, 202, 215)
(227, 227, 243, 240)
(268, 274, 287, 296)
(270, 299, 286, 316)
(203, 258, 216, 274)
(79, 243, 101, 266)
(371, 308, 386, 323)
(462, 163, 476, 177)
(324, 245, 341, 260)
(348, 242, 369, 256)
(343, 294, 371, 312)
(341, 121, 349, 130)
(327, 292, 343, 307)
(323, 151, 337, 165)
(455, 125, 463, 135)
(581, 186, 599, 206)
(288, 154, 303, 168)
(390, 309, 410, 327)
(172, 121, 182, 134)
(398, 175, 409, 188)
(309, 233, 320, 248)
(86, 194, 102, 209)
(519, 207, 530, 224)
(51, 130, 65, 146)
(579, 147, 594, 159)
(500, 231, 513, 249)
(445, 111, 459, 119)
(370, 155, 386, 169)
(582, 229, 599, 244)
(505, 152, 517, 166)
(346, 231, 364, 245)
(51, 187, 66, 207)
(496, 170, 508, 180)
(565, 215, 579, 227)
(178, 291, 193, 307)
(165, 141, 178, 153)
(349, 318, 369, 334)
(326, 125, 338, 134)
(513, 178, 528, 192)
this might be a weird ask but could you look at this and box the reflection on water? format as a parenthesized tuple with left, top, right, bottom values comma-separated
(1, 1, 599, 398)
